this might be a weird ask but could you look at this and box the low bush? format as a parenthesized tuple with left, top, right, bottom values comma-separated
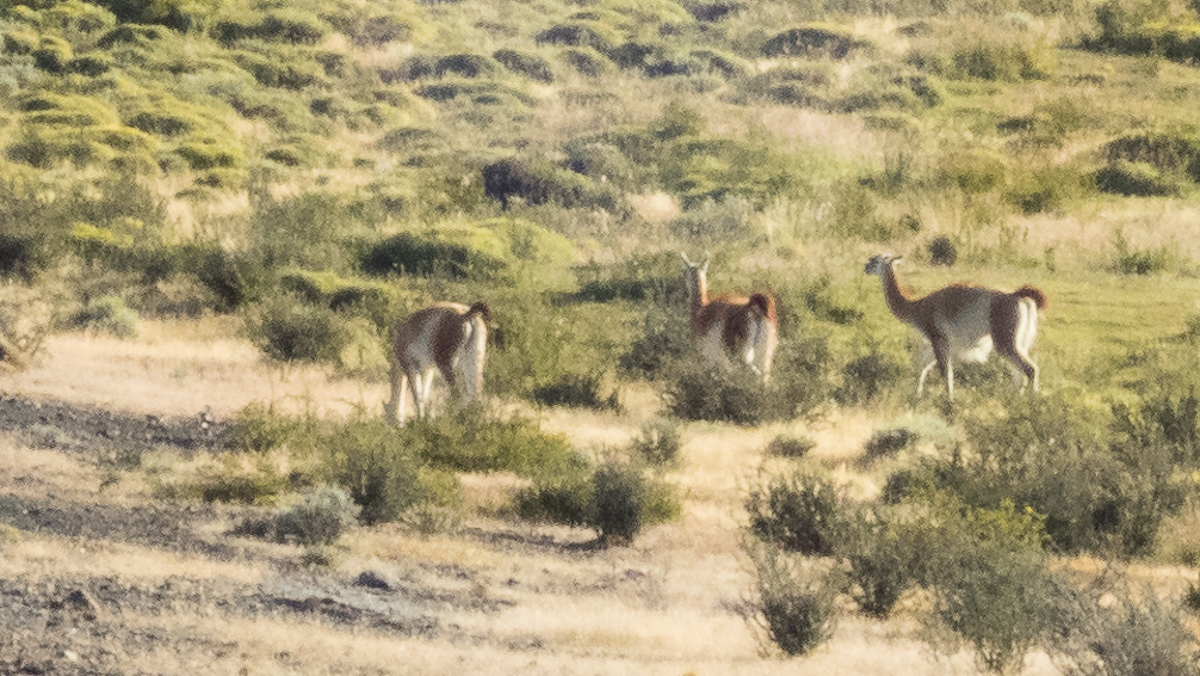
(766, 434, 816, 458)
(928, 235, 958, 266)
(70, 295, 139, 338)
(761, 24, 872, 59)
(535, 22, 619, 52)
(1051, 580, 1200, 676)
(1095, 160, 1182, 197)
(746, 470, 841, 555)
(591, 461, 647, 543)
(224, 402, 314, 455)
(243, 295, 351, 363)
(482, 157, 626, 213)
(273, 484, 361, 546)
(435, 54, 497, 78)
(916, 495, 1056, 675)
(665, 363, 771, 425)
(838, 506, 918, 619)
(319, 415, 423, 525)
(533, 372, 620, 411)
(750, 545, 838, 657)
(632, 419, 682, 466)
(835, 351, 906, 406)
(862, 427, 917, 464)
(360, 232, 506, 280)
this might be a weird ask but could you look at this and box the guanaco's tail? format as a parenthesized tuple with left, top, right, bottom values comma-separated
(467, 301, 493, 321)
(748, 293, 777, 322)
(1014, 286, 1047, 311)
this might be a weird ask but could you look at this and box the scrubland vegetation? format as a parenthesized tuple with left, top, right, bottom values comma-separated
(5, 0, 1200, 671)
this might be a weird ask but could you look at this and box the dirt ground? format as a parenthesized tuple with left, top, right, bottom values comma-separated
(0, 325, 1063, 676)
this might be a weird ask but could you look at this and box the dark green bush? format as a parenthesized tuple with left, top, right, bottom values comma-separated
(360, 233, 506, 279)
(838, 506, 917, 619)
(243, 295, 350, 363)
(515, 471, 594, 527)
(1103, 133, 1200, 182)
(535, 22, 618, 52)
(70, 295, 139, 338)
(92, 0, 220, 30)
(322, 416, 422, 525)
(559, 47, 612, 76)
(928, 235, 958, 266)
(224, 402, 313, 454)
(591, 461, 647, 543)
(187, 244, 257, 311)
(273, 485, 361, 546)
(747, 471, 840, 555)
(1096, 158, 1184, 197)
(862, 427, 918, 464)
(750, 545, 838, 657)
(761, 25, 872, 59)
(835, 351, 905, 406)
(927, 395, 1186, 557)
(918, 496, 1056, 674)
(533, 372, 620, 411)
(766, 434, 817, 458)
(482, 157, 626, 213)
(665, 363, 771, 425)
(435, 53, 497, 78)
(632, 419, 683, 466)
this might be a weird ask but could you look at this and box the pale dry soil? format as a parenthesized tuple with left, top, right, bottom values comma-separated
(0, 319, 1072, 675)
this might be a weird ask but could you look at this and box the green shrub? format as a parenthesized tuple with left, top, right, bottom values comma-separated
(835, 351, 905, 406)
(931, 394, 1186, 557)
(838, 506, 918, 619)
(766, 434, 817, 459)
(862, 427, 917, 464)
(515, 470, 594, 526)
(494, 48, 554, 82)
(533, 372, 620, 411)
(665, 363, 771, 425)
(273, 485, 361, 546)
(360, 232, 506, 280)
(93, 0, 221, 30)
(913, 494, 1055, 674)
(1052, 580, 1200, 676)
(224, 403, 312, 454)
(591, 461, 647, 543)
(482, 156, 626, 213)
(232, 47, 324, 90)
(747, 470, 841, 555)
(322, 416, 422, 525)
(243, 295, 351, 363)
(402, 467, 465, 535)
(535, 22, 619, 52)
(435, 54, 497, 78)
(1095, 160, 1181, 197)
(404, 407, 585, 479)
(632, 419, 682, 466)
(761, 24, 872, 59)
(1102, 132, 1200, 182)
(750, 545, 838, 657)
(928, 235, 958, 266)
(70, 295, 139, 338)
(187, 244, 258, 311)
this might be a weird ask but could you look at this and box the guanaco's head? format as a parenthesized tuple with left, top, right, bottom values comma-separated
(864, 254, 901, 277)
(680, 252, 711, 301)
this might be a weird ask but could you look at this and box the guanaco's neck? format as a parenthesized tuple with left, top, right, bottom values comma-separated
(878, 261, 918, 325)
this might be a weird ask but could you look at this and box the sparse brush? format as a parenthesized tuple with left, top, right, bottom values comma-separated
(748, 543, 839, 657)
(746, 470, 841, 555)
(273, 485, 360, 547)
(632, 419, 683, 466)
